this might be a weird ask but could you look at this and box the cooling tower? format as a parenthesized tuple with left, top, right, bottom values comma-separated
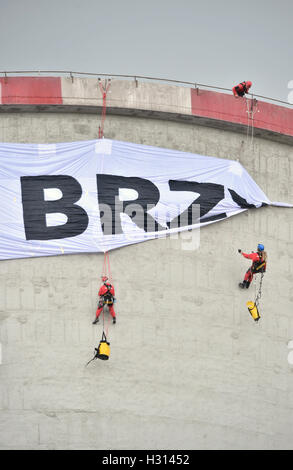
(0, 75, 292, 450)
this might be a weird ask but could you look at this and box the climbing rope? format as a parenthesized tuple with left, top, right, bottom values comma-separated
(101, 250, 113, 338)
(245, 96, 258, 146)
(102, 304, 111, 339)
(255, 271, 264, 309)
(85, 351, 98, 367)
(98, 78, 111, 138)
(102, 250, 112, 282)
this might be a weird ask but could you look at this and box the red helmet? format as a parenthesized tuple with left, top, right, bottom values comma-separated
(101, 275, 108, 282)
(246, 81, 252, 88)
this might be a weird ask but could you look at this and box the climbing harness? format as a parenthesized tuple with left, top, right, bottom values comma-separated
(85, 331, 111, 366)
(252, 259, 266, 274)
(103, 284, 114, 303)
(98, 78, 111, 139)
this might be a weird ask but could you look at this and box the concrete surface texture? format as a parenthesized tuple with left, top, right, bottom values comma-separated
(0, 80, 293, 450)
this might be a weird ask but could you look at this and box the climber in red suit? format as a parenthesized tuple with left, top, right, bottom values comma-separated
(238, 243, 267, 289)
(232, 81, 252, 97)
(92, 276, 116, 324)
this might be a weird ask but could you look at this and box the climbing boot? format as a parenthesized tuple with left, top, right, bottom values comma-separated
(92, 317, 99, 324)
(113, 317, 116, 324)
(239, 282, 245, 289)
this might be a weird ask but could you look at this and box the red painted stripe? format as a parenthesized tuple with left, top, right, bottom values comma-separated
(191, 89, 293, 138)
(0, 77, 62, 104)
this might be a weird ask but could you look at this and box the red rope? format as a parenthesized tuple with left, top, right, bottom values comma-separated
(102, 307, 111, 338)
(101, 250, 113, 338)
(102, 251, 112, 282)
(98, 79, 111, 138)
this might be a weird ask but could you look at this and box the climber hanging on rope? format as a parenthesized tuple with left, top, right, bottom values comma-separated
(238, 243, 267, 289)
(232, 81, 252, 98)
(92, 275, 117, 324)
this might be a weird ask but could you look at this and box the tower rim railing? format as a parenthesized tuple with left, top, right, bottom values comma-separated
(0, 70, 292, 109)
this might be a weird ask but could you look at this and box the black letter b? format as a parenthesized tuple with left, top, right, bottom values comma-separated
(21, 175, 89, 240)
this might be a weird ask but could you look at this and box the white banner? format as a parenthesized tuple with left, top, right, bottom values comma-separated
(0, 138, 291, 260)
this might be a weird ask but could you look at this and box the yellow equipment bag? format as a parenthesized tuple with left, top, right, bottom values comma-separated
(85, 331, 111, 366)
(246, 301, 260, 322)
(96, 331, 110, 360)
(97, 340, 110, 360)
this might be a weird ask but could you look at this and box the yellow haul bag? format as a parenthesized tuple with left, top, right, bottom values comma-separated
(246, 301, 260, 321)
(96, 331, 110, 360)
(97, 340, 110, 360)
(85, 331, 111, 366)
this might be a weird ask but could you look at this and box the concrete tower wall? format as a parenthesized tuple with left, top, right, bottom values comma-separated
(0, 78, 293, 450)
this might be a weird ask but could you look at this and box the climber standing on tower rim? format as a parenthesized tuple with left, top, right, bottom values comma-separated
(238, 243, 267, 289)
(92, 276, 116, 324)
(232, 81, 252, 98)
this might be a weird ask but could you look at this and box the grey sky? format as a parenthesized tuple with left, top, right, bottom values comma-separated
(0, 0, 292, 102)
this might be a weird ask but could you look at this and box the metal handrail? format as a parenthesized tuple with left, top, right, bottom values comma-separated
(0, 70, 292, 108)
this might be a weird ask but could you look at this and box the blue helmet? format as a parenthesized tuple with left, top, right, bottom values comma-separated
(257, 243, 264, 252)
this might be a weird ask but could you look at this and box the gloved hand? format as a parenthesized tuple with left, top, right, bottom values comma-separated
(238, 249, 242, 253)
